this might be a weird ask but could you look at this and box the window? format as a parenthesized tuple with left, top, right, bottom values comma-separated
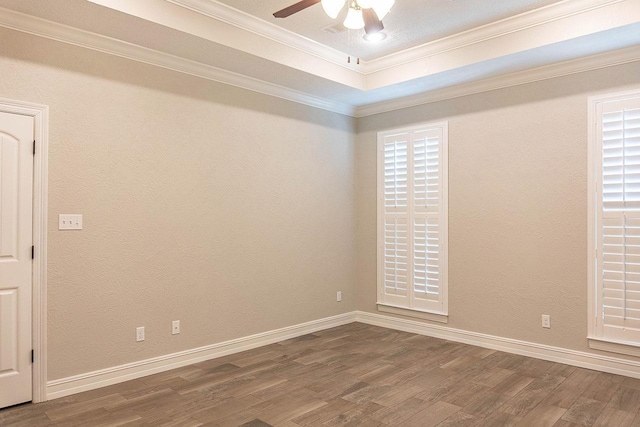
(377, 122, 448, 315)
(589, 90, 640, 348)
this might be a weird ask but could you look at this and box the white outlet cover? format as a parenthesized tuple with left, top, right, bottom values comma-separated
(542, 315, 551, 329)
(59, 214, 83, 230)
(172, 320, 180, 335)
(136, 326, 145, 342)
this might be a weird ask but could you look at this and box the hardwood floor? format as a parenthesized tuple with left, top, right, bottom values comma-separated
(2, 323, 640, 426)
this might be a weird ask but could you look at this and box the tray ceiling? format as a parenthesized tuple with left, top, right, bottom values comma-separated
(0, 0, 638, 116)
(217, 0, 565, 61)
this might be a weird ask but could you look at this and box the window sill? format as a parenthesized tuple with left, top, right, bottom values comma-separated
(377, 304, 448, 324)
(588, 337, 640, 358)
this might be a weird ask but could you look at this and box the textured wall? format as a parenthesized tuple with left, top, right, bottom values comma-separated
(0, 28, 356, 380)
(3, 21, 640, 383)
(356, 61, 640, 357)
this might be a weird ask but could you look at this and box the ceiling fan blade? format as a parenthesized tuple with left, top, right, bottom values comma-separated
(363, 8, 384, 34)
(273, 0, 321, 18)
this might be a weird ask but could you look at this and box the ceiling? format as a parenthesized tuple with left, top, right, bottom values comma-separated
(0, 0, 638, 116)
(217, 0, 565, 61)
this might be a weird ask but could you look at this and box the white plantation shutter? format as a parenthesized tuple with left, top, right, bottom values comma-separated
(594, 94, 640, 343)
(382, 134, 409, 300)
(378, 123, 448, 314)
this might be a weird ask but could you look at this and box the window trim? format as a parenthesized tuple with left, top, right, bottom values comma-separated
(588, 89, 640, 352)
(376, 121, 449, 316)
(376, 303, 449, 323)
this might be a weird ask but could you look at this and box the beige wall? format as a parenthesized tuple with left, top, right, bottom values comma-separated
(356, 61, 640, 357)
(0, 28, 356, 380)
(4, 23, 640, 383)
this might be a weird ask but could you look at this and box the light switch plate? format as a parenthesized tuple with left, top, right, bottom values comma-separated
(59, 214, 83, 230)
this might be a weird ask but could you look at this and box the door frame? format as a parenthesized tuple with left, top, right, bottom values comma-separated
(0, 98, 48, 403)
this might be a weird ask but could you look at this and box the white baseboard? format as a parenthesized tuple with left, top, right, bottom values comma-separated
(47, 310, 640, 401)
(46, 312, 356, 400)
(355, 311, 640, 379)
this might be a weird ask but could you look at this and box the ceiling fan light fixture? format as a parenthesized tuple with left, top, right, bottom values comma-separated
(321, 0, 346, 19)
(356, 0, 374, 8)
(373, 0, 394, 20)
(363, 31, 387, 42)
(343, 7, 365, 30)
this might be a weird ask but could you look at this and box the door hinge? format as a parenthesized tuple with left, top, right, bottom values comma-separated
(31, 246, 34, 260)
(31, 350, 34, 363)
(33, 140, 36, 156)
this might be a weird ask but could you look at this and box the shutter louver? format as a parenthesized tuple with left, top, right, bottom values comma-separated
(413, 217, 440, 302)
(413, 132, 441, 305)
(384, 217, 408, 296)
(382, 135, 409, 302)
(384, 136, 408, 212)
(602, 108, 640, 211)
(602, 215, 640, 333)
(378, 124, 447, 314)
(597, 99, 640, 343)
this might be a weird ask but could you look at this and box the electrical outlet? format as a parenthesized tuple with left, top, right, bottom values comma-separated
(136, 326, 145, 342)
(337, 291, 342, 302)
(172, 320, 180, 335)
(542, 315, 551, 329)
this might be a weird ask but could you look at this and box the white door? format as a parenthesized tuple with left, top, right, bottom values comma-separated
(0, 111, 34, 408)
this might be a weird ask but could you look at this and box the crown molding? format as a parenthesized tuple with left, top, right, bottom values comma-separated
(361, 0, 626, 74)
(164, 0, 631, 77)
(154, 0, 639, 93)
(163, 0, 630, 78)
(87, 0, 365, 89)
(166, 0, 356, 71)
(354, 45, 640, 117)
(1, 3, 638, 120)
(362, 0, 640, 90)
(0, 7, 356, 117)
(77, 0, 640, 94)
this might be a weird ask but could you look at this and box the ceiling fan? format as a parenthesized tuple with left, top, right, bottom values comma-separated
(273, 0, 395, 34)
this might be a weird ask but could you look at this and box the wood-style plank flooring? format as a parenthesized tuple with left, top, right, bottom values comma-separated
(2, 323, 640, 426)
